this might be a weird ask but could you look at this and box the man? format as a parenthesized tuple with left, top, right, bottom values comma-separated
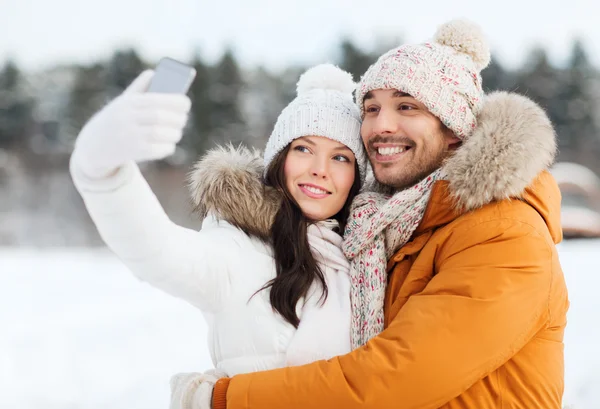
(178, 19, 569, 409)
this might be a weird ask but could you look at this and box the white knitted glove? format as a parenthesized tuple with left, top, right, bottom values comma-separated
(169, 369, 228, 409)
(71, 69, 192, 179)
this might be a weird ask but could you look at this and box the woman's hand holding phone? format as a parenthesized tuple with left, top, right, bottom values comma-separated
(70, 61, 194, 179)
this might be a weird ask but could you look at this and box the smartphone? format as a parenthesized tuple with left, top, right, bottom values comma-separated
(147, 57, 197, 94)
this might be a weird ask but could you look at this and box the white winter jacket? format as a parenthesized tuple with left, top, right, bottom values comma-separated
(70, 146, 352, 376)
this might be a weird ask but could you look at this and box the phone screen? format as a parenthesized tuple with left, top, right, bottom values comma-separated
(147, 57, 197, 94)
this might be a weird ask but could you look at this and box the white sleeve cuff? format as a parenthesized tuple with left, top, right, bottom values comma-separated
(70, 155, 137, 193)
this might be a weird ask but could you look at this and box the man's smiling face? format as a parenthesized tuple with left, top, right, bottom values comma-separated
(361, 89, 460, 190)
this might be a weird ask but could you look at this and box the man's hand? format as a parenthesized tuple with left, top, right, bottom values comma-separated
(71, 70, 192, 179)
(170, 369, 228, 409)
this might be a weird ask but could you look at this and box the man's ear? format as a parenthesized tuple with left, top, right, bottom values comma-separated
(444, 128, 461, 149)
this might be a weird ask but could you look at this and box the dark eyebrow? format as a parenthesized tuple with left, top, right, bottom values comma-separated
(296, 136, 352, 152)
(363, 90, 411, 101)
(392, 91, 411, 98)
(295, 136, 315, 146)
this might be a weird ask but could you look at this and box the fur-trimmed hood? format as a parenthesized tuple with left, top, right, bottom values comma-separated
(187, 144, 281, 241)
(187, 91, 557, 239)
(442, 91, 556, 211)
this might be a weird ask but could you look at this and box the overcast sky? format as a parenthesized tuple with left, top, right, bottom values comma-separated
(2, 0, 595, 73)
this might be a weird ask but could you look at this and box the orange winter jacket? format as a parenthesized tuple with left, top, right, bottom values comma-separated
(212, 92, 569, 409)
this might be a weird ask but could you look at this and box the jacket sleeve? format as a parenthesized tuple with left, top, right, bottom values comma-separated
(71, 159, 233, 312)
(221, 218, 554, 409)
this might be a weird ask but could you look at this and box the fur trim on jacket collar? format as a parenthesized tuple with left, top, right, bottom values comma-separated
(187, 144, 281, 241)
(188, 91, 557, 237)
(443, 91, 556, 211)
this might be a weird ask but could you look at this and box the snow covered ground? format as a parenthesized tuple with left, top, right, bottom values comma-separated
(1, 240, 599, 409)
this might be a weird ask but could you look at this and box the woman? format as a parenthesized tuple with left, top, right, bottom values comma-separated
(69, 63, 367, 399)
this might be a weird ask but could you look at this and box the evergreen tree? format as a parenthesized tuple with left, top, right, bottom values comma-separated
(515, 47, 561, 106)
(105, 49, 146, 96)
(514, 47, 565, 142)
(0, 60, 35, 148)
(64, 63, 107, 143)
(243, 66, 295, 148)
(560, 40, 598, 156)
(481, 56, 515, 92)
(184, 54, 214, 156)
(339, 39, 376, 81)
(208, 48, 247, 147)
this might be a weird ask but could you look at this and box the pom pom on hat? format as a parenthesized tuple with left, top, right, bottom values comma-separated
(433, 19, 491, 71)
(296, 63, 356, 96)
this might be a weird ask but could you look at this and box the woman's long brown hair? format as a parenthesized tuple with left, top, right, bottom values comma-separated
(256, 144, 362, 328)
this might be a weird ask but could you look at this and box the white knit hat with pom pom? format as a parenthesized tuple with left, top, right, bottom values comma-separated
(264, 63, 366, 182)
(356, 18, 491, 139)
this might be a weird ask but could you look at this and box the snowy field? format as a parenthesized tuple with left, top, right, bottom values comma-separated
(1, 240, 599, 409)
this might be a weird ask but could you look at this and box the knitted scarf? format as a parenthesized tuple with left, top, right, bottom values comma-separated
(342, 168, 445, 349)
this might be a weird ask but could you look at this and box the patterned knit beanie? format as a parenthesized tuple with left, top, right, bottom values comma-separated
(356, 19, 491, 139)
(264, 64, 367, 183)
